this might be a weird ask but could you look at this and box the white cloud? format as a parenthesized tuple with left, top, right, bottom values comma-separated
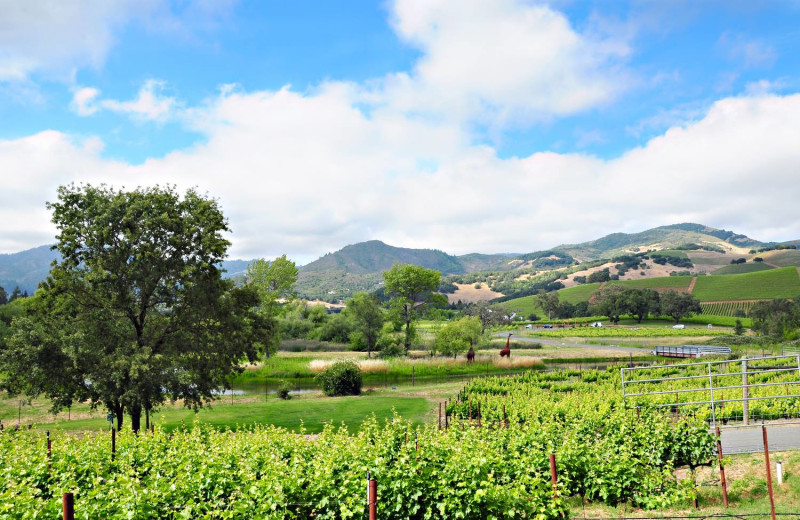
(3, 88, 800, 260)
(0, 0, 151, 82)
(70, 80, 177, 121)
(70, 87, 101, 116)
(381, 0, 631, 126)
(0, 0, 236, 83)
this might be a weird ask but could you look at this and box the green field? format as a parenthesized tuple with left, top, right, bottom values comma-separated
(34, 395, 430, 434)
(692, 266, 800, 300)
(559, 282, 603, 302)
(501, 283, 601, 315)
(606, 275, 693, 290)
(712, 262, 773, 275)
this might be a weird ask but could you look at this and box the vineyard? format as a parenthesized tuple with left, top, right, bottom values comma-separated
(621, 355, 800, 424)
(0, 365, 723, 519)
(526, 326, 731, 338)
(700, 301, 759, 317)
(447, 367, 716, 509)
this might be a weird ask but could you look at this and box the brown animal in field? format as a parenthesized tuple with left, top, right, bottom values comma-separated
(500, 333, 512, 358)
(467, 347, 475, 363)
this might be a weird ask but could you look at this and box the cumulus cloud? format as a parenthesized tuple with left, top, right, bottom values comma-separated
(3, 86, 800, 260)
(380, 0, 631, 126)
(71, 80, 177, 121)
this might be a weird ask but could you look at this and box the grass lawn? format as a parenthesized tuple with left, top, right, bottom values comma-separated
(693, 267, 800, 301)
(26, 393, 431, 434)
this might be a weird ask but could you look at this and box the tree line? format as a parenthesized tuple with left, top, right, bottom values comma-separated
(536, 286, 702, 324)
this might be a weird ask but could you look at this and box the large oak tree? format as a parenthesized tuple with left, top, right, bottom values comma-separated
(0, 184, 266, 431)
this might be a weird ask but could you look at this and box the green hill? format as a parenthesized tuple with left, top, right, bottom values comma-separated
(300, 240, 465, 275)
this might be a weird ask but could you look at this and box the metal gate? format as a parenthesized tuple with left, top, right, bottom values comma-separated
(621, 354, 800, 428)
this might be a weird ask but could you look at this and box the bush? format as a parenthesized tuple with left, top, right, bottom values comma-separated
(316, 360, 362, 396)
(278, 380, 292, 400)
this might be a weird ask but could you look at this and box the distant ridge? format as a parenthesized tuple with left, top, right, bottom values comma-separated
(552, 223, 766, 261)
(0, 245, 58, 295)
(1, 223, 791, 302)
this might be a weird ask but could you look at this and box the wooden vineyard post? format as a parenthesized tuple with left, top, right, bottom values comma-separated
(111, 428, 116, 461)
(47, 430, 52, 472)
(549, 454, 558, 496)
(367, 473, 377, 520)
(715, 426, 729, 508)
(763, 425, 776, 520)
(63, 493, 74, 520)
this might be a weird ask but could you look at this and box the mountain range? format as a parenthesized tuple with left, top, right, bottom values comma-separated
(0, 223, 791, 299)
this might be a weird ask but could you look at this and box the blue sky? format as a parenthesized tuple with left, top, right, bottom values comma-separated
(2, 0, 800, 262)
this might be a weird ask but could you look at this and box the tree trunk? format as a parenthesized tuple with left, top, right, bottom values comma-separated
(112, 402, 125, 431)
(130, 403, 142, 433)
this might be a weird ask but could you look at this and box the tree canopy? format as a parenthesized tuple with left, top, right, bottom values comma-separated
(246, 255, 298, 357)
(435, 316, 482, 358)
(382, 264, 441, 352)
(345, 292, 384, 358)
(0, 184, 265, 431)
(660, 290, 702, 324)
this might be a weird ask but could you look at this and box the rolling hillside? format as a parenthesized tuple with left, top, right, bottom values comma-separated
(1, 223, 796, 304)
(501, 267, 800, 319)
(552, 223, 765, 261)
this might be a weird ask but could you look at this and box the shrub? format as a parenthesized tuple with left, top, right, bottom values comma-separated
(278, 380, 292, 400)
(734, 319, 744, 336)
(316, 360, 362, 396)
(377, 332, 405, 358)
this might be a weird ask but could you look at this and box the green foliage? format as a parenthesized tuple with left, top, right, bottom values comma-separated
(0, 418, 569, 519)
(587, 268, 611, 283)
(316, 360, 363, 396)
(453, 367, 715, 508)
(734, 319, 745, 335)
(247, 255, 299, 356)
(278, 380, 292, 400)
(660, 290, 702, 323)
(435, 316, 482, 358)
(749, 298, 800, 338)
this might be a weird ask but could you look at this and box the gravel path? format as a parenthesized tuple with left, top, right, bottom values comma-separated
(494, 333, 651, 354)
